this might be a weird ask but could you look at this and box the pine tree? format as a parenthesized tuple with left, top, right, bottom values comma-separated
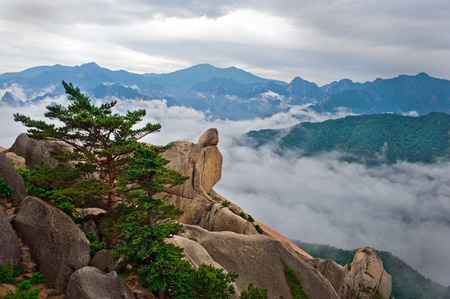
(14, 81, 161, 208)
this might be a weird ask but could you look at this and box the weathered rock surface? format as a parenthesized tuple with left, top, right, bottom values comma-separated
(310, 248, 392, 299)
(182, 225, 340, 299)
(0, 152, 27, 205)
(13, 196, 90, 292)
(0, 207, 21, 268)
(166, 235, 223, 269)
(65, 266, 135, 299)
(7, 133, 71, 170)
(160, 129, 257, 235)
(5, 152, 26, 169)
(90, 250, 123, 273)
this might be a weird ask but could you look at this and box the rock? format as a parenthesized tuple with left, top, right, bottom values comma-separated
(65, 266, 135, 299)
(82, 219, 97, 235)
(13, 196, 90, 292)
(166, 235, 223, 269)
(5, 152, 26, 169)
(133, 289, 155, 299)
(313, 247, 392, 299)
(90, 250, 123, 273)
(76, 208, 106, 223)
(7, 133, 71, 170)
(0, 284, 17, 297)
(183, 225, 339, 299)
(0, 152, 27, 205)
(0, 207, 21, 268)
(198, 128, 219, 147)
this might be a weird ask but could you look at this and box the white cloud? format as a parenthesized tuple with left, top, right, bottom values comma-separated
(1, 97, 449, 286)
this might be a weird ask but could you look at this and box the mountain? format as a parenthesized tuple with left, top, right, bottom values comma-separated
(245, 112, 450, 164)
(315, 73, 450, 114)
(1, 91, 24, 106)
(294, 241, 450, 299)
(2, 63, 450, 119)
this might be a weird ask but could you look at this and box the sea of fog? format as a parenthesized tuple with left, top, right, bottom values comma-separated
(1, 97, 449, 286)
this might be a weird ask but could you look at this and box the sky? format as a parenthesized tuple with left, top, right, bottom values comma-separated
(2, 98, 450, 286)
(1, 0, 450, 84)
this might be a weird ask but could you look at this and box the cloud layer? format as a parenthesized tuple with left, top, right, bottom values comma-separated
(1, 0, 450, 84)
(2, 97, 450, 286)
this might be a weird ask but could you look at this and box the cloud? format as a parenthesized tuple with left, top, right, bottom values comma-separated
(1, 97, 450, 286)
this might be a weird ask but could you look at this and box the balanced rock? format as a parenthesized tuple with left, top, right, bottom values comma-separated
(0, 207, 21, 268)
(0, 152, 27, 205)
(14, 196, 90, 292)
(65, 266, 134, 299)
(198, 128, 219, 147)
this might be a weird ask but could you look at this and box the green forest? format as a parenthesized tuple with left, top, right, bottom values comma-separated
(246, 113, 450, 164)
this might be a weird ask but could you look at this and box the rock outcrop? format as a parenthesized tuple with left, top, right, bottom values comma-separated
(160, 128, 257, 235)
(90, 250, 123, 273)
(65, 266, 135, 299)
(181, 225, 340, 299)
(7, 133, 71, 170)
(309, 248, 392, 299)
(13, 196, 90, 292)
(4, 152, 26, 169)
(0, 152, 27, 205)
(0, 207, 21, 268)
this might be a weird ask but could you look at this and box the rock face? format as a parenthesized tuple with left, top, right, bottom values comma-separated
(7, 133, 71, 170)
(0, 152, 27, 205)
(13, 196, 90, 292)
(65, 266, 134, 299)
(0, 207, 21, 268)
(182, 225, 340, 299)
(160, 129, 257, 235)
(90, 250, 123, 273)
(5, 152, 26, 169)
(310, 248, 392, 299)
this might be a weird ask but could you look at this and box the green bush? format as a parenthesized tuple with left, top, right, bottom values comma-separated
(0, 178, 14, 197)
(240, 212, 248, 220)
(29, 272, 51, 286)
(190, 264, 238, 299)
(240, 283, 268, 299)
(284, 268, 309, 299)
(4, 279, 41, 299)
(84, 232, 106, 257)
(254, 224, 264, 234)
(221, 200, 230, 208)
(58, 201, 75, 216)
(0, 264, 14, 284)
(16, 168, 30, 185)
(247, 214, 255, 223)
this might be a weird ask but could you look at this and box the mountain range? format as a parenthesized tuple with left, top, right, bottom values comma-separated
(1, 63, 450, 119)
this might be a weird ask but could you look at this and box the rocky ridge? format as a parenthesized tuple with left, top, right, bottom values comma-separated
(0, 129, 393, 298)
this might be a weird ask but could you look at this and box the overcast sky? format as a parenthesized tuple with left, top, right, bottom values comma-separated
(1, 0, 449, 84)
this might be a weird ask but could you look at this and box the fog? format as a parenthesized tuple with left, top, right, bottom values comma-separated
(1, 97, 449, 286)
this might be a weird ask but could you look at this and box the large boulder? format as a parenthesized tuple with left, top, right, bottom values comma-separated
(7, 133, 71, 170)
(13, 196, 90, 292)
(65, 266, 135, 299)
(182, 225, 340, 299)
(0, 207, 21, 268)
(0, 152, 27, 205)
(341, 248, 392, 299)
(160, 129, 257, 235)
(90, 250, 123, 273)
(310, 248, 392, 299)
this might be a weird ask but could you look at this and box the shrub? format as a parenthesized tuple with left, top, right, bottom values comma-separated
(254, 224, 264, 234)
(4, 279, 41, 299)
(29, 272, 51, 286)
(240, 283, 268, 299)
(58, 201, 75, 216)
(190, 264, 238, 299)
(0, 264, 14, 284)
(84, 232, 106, 257)
(0, 178, 14, 197)
(284, 268, 309, 299)
(221, 200, 230, 208)
(247, 214, 255, 223)
(240, 212, 248, 220)
(16, 168, 30, 185)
